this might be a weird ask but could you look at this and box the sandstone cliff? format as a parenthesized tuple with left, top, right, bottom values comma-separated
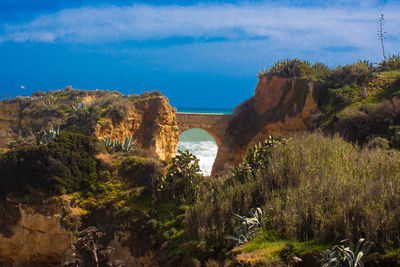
(94, 96, 179, 162)
(212, 74, 320, 175)
(0, 199, 156, 267)
(0, 90, 179, 161)
(0, 201, 72, 267)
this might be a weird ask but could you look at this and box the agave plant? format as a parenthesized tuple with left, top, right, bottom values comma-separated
(279, 242, 302, 266)
(36, 124, 60, 145)
(39, 94, 59, 108)
(377, 54, 400, 71)
(122, 136, 137, 152)
(71, 100, 86, 112)
(103, 137, 120, 152)
(225, 207, 263, 245)
(102, 136, 136, 153)
(316, 238, 375, 267)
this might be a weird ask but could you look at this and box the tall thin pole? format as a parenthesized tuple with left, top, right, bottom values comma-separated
(378, 13, 386, 60)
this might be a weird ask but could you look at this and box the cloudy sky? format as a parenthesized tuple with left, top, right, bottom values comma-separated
(0, 0, 399, 109)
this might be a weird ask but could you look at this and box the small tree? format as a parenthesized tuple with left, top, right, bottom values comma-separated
(65, 226, 114, 267)
(356, 67, 375, 99)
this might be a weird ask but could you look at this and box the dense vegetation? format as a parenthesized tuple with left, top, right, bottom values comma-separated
(2, 88, 163, 142)
(259, 56, 400, 150)
(188, 135, 400, 250)
(0, 56, 400, 266)
(0, 132, 100, 196)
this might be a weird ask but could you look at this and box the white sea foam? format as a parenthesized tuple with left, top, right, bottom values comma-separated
(177, 140, 218, 176)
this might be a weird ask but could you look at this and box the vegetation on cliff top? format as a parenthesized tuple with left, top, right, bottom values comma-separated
(1, 88, 164, 143)
(0, 132, 100, 196)
(258, 56, 400, 150)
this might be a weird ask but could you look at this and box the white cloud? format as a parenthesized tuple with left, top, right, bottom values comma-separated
(1, 2, 399, 53)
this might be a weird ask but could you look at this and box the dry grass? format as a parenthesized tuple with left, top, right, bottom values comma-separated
(186, 133, 400, 250)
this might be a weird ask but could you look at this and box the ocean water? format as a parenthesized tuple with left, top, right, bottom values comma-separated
(176, 108, 232, 175)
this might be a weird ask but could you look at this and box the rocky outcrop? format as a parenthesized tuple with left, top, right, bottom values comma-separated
(212, 74, 320, 175)
(0, 92, 179, 162)
(0, 205, 72, 267)
(94, 96, 179, 162)
(0, 200, 156, 267)
(0, 97, 58, 148)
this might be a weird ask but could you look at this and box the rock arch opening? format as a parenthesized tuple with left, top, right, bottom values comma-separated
(176, 128, 218, 176)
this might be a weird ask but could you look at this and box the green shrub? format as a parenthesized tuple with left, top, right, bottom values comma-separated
(63, 107, 100, 135)
(127, 90, 162, 102)
(119, 156, 165, 190)
(158, 150, 203, 204)
(104, 98, 131, 124)
(261, 59, 329, 79)
(326, 62, 374, 88)
(326, 99, 400, 146)
(367, 137, 390, 150)
(0, 132, 100, 196)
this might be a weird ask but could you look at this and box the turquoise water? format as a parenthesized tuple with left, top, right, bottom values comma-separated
(176, 108, 230, 175)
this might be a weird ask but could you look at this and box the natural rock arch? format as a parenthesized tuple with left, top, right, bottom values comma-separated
(174, 75, 320, 176)
(175, 113, 235, 173)
(175, 113, 235, 149)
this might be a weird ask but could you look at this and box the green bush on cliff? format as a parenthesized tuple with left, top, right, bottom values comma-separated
(259, 58, 329, 79)
(119, 156, 165, 190)
(0, 132, 100, 196)
(127, 90, 162, 102)
(325, 98, 400, 147)
(63, 106, 100, 135)
(325, 62, 374, 88)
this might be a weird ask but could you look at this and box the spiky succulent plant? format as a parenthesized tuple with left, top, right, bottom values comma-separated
(225, 207, 263, 245)
(316, 238, 375, 267)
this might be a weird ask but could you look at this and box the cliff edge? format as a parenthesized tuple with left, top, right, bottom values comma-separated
(212, 74, 320, 175)
(0, 90, 179, 162)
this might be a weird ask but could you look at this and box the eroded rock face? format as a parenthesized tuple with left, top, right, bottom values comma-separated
(0, 206, 72, 267)
(212, 74, 320, 175)
(94, 96, 179, 162)
(0, 93, 179, 162)
(0, 97, 62, 148)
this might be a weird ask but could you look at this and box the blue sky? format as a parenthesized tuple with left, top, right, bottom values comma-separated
(0, 0, 399, 109)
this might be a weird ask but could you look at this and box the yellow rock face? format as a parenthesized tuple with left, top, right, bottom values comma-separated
(0, 94, 180, 162)
(0, 206, 72, 266)
(94, 96, 180, 162)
